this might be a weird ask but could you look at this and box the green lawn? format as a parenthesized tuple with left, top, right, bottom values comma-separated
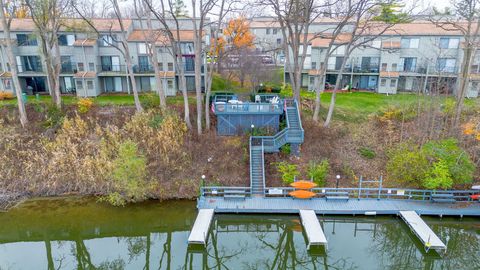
(2, 90, 477, 124)
(0, 94, 196, 107)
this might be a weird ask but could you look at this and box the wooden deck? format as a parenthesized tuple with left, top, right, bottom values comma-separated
(197, 197, 480, 216)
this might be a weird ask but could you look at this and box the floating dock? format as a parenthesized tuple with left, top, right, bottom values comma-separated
(299, 210, 327, 249)
(188, 209, 214, 246)
(399, 211, 447, 253)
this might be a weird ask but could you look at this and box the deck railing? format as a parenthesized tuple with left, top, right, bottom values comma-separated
(262, 187, 478, 202)
(214, 102, 283, 114)
(201, 186, 252, 197)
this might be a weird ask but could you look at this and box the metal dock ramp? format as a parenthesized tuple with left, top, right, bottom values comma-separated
(299, 210, 327, 249)
(188, 209, 214, 246)
(399, 211, 446, 253)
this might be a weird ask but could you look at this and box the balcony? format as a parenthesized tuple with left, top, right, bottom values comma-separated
(17, 65, 43, 73)
(98, 65, 126, 73)
(353, 65, 380, 73)
(61, 64, 78, 74)
(133, 64, 154, 74)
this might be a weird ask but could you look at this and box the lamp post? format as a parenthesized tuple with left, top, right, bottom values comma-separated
(336, 175, 341, 190)
(201, 174, 206, 187)
(251, 124, 255, 135)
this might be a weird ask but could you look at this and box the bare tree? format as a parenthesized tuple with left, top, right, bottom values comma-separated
(143, 0, 192, 129)
(191, 0, 216, 135)
(25, 0, 69, 109)
(134, 0, 167, 109)
(0, 0, 28, 127)
(261, 0, 324, 103)
(430, 0, 480, 130)
(312, 5, 357, 123)
(73, 0, 144, 112)
(323, 0, 409, 127)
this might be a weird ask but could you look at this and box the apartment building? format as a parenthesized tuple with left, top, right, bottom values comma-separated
(250, 18, 480, 98)
(0, 18, 207, 97)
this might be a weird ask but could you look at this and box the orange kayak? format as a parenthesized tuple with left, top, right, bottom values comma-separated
(471, 194, 480, 200)
(289, 190, 316, 199)
(290, 181, 317, 189)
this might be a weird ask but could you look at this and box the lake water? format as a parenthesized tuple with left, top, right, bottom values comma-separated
(0, 198, 479, 270)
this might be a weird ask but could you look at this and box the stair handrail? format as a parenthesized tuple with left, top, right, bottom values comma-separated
(249, 136, 254, 192)
(261, 139, 266, 194)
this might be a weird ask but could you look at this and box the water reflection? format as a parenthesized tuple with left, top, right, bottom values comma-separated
(0, 199, 478, 270)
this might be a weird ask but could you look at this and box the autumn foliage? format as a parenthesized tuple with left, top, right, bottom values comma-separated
(223, 17, 255, 49)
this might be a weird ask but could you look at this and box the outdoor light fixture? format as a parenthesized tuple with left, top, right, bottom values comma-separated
(251, 124, 255, 129)
(336, 175, 341, 190)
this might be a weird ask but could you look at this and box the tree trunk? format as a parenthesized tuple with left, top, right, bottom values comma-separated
(144, 6, 166, 109)
(178, 67, 192, 129)
(452, 46, 473, 130)
(52, 40, 62, 108)
(0, 2, 28, 127)
(324, 53, 349, 127)
(191, 1, 203, 135)
(312, 74, 324, 122)
(124, 44, 143, 112)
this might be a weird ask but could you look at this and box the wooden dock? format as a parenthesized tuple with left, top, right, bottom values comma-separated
(299, 210, 327, 249)
(188, 209, 214, 246)
(399, 211, 447, 253)
(198, 197, 480, 216)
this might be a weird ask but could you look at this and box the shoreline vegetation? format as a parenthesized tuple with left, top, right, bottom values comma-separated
(0, 90, 479, 210)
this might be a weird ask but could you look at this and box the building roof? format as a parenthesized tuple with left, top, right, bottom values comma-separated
(310, 33, 352, 47)
(74, 71, 96, 78)
(0, 18, 132, 32)
(127, 30, 197, 44)
(73, 39, 97, 47)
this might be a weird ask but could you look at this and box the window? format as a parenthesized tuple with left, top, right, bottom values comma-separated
(381, 63, 387, 71)
(167, 62, 174, 71)
(167, 80, 174, 89)
(61, 56, 73, 72)
(183, 56, 194, 72)
(16, 56, 42, 72)
(78, 63, 85, 72)
(158, 62, 164, 71)
(276, 38, 282, 45)
(392, 63, 398, 71)
(138, 43, 147, 54)
(401, 57, 417, 72)
(87, 80, 94, 90)
(100, 35, 114, 46)
(17, 34, 37, 46)
(372, 40, 381, 48)
(401, 38, 419, 49)
(266, 28, 271, 35)
(439, 38, 460, 49)
(272, 28, 278, 35)
(76, 80, 83, 90)
(139, 77, 151, 91)
(380, 79, 386, 87)
(89, 62, 95, 71)
(138, 56, 149, 70)
(58, 34, 75, 46)
(180, 42, 194, 54)
(390, 79, 397, 87)
(361, 57, 380, 72)
(436, 58, 456, 72)
(311, 62, 316, 70)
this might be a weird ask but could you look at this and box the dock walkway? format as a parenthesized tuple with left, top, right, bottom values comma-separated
(399, 211, 447, 252)
(299, 210, 327, 249)
(188, 209, 214, 245)
(198, 197, 480, 216)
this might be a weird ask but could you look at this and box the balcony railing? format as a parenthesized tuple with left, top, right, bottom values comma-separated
(98, 64, 126, 73)
(17, 65, 43, 73)
(61, 64, 78, 73)
(133, 64, 154, 73)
